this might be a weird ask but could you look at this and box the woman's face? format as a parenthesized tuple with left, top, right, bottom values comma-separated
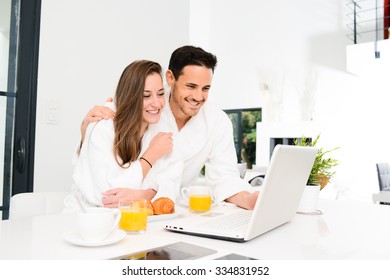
(142, 72, 165, 125)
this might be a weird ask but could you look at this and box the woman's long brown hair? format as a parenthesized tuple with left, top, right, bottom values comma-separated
(113, 60, 162, 168)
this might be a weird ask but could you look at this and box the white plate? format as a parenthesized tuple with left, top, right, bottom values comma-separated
(63, 229, 126, 247)
(148, 212, 180, 222)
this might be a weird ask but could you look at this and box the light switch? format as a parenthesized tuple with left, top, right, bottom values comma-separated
(46, 101, 59, 124)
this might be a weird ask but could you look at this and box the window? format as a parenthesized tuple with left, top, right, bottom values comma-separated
(224, 108, 261, 169)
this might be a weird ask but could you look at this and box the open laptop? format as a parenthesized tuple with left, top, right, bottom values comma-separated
(165, 144, 318, 242)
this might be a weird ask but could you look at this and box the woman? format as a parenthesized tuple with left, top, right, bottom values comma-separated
(65, 60, 181, 211)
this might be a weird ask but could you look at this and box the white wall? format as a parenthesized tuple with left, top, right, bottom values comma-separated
(35, 0, 389, 203)
(190, 0, 389, 202)
(206, 0, 348, 111)
(35, 0, 190, 192)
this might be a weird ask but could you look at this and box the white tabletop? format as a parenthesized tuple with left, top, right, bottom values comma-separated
(1, 198, 390, 260)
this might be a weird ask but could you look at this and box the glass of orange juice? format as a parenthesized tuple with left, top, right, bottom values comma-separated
(119, 199, 148, 233)
(181, 186, 213, 213)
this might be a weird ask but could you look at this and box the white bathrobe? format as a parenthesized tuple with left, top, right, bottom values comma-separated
(150, 94, 254, 203)
(65, 103, 182, 211)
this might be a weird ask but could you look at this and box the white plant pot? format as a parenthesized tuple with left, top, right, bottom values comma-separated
(297, 185, 320, 213)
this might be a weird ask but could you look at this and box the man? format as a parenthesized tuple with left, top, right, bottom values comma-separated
(82, 46, 259, 209)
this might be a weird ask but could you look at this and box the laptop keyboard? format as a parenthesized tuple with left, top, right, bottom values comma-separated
(200, 210, 252, 231)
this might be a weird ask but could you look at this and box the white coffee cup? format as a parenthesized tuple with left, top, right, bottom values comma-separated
(77, 207, 121, 242)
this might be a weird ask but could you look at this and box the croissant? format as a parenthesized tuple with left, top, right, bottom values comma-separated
(146, 200, 154, 216)
(152, 197, 175, 215)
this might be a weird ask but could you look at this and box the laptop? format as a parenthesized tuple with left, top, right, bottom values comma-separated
(165, 144, 318, 242)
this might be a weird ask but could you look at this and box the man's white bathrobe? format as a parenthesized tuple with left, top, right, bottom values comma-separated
(149, 94, 254, 203)
(65, 103, 182, 211)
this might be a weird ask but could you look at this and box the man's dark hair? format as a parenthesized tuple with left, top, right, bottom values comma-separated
(168, 45, 218, 79)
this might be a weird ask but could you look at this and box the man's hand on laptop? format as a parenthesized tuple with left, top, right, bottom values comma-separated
(225, 191, 259, 210)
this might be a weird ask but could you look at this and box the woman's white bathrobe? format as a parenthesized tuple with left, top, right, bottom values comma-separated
(154, 94, 254, 203)
(65, 103, 182, 211)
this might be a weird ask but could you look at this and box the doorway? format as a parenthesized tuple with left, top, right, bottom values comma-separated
(0, 0, 41, 219)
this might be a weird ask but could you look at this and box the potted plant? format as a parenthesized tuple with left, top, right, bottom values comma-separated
(293, 135, 339, 190)
(294, 135, 339, 213)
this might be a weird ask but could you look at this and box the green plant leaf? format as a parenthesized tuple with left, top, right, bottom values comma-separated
(293, 134, 339, 188)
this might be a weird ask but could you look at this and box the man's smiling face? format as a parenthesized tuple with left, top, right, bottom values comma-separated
(168, 65, 213, 123)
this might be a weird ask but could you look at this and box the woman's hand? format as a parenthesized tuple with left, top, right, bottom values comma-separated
(101, 188, 156, 208)
(141, 132, 173, 166)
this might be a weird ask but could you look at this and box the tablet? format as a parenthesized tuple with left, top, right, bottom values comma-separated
(111, 241, 217, 260)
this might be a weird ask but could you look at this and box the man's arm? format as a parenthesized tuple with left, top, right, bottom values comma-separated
(78, 98, 115, 154)
(205, 110, 259, 210)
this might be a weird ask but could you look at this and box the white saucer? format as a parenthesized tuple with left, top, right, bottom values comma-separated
(148, 213, 180, 222)
(296, 209, 323, 215)
(178, 198, 189, 207)
(63, 229, 126, 247)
